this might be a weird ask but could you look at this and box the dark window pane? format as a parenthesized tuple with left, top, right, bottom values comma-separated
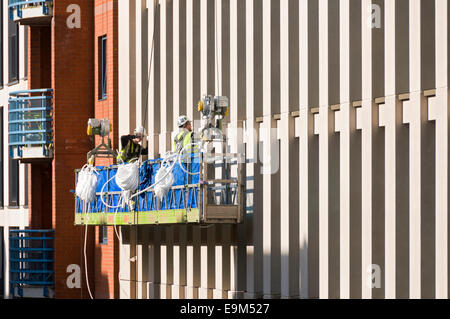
(0, 1, 3, 87)
(102, 36, 107, 97)
(24, 164, 28, 207)
(0, 109, 3, 208)
(8, 159, 19, 207)
(99, 226, 108, 245)
(0, 227, 4, 297)
(8, 20, 19, 83)
(98, 35, 107, 100)
(24, 26, 28, 78)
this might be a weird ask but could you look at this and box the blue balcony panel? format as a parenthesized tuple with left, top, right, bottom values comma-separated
(8, 89, 53, 161)
(9, 229, 54, 299)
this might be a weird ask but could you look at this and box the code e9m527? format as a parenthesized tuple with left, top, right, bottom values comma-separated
(224, 303, 270, 315)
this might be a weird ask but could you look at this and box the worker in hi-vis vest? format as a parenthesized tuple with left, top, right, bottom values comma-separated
(117, 126, 148, 163)
(173, 115, 194, 153)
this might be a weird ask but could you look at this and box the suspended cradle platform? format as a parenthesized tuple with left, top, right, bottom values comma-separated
(74, 153, 245, 226)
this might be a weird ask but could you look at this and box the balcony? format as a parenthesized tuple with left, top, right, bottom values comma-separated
(9, 0, 53, 25)
(9, 89, 54, 162)
(9, 230, 55, 298)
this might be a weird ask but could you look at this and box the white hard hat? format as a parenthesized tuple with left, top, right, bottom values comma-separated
(134, 126, 146, 137)
(177, 115, 190, 128)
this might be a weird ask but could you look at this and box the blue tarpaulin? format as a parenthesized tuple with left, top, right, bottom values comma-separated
(75, 154, 200, 214)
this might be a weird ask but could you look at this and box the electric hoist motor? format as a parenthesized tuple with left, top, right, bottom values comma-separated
(198, 95, 229, 118)
(197, 95, 229, 142)
(87, 118, 111, 137)
(86, 118, 116, 165)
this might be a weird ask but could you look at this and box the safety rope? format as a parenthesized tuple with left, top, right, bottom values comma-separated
(140, 0, 159, 158)
(215, 0, 221, 96)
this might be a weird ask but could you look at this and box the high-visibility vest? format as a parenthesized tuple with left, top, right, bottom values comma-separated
(117, 140, 142, 163)
(173, 130, 193, 153)
(117, 149, 126, 163)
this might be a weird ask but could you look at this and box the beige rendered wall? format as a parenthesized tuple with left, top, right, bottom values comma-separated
(118, 0, 449, 299)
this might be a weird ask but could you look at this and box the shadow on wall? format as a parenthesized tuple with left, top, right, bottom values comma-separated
(94, 235, 112, 299)
(117, 221, 312, 299)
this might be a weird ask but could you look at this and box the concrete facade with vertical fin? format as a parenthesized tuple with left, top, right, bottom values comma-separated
(116, 0, 449, 299)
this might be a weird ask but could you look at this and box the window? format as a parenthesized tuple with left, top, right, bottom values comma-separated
(98, 35, 107, 100)
(24, 164, 28, 207)
(0, 1, 3, 87)
(0, 109, 3, 208)
(99, 226, 108, 245)
(24, 26, 28, 79)
(8, 19, 19, 83)
(8, 159, 19, 207)
(0, 227, 4, 297)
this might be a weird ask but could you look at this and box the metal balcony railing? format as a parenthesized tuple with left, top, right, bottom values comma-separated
(9, 0, 53, 23)
(9, 89, 53, 160)
(9, 230, 55, 298)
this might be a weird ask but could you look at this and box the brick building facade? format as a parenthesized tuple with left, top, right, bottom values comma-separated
(6, 0, 118, 299)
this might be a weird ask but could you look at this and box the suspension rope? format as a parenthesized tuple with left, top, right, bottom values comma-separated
(135, 0, 158, 299)
(215, 0, 221, 96)
(141, 0, 159, 146)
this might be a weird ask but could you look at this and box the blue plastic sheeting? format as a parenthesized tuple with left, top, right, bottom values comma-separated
(76, 154, 200, 213)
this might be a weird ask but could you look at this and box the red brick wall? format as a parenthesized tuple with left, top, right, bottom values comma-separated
(29, 26, 52, 89)
(51, 0, 95, 299)
(28, 163, 52, 229)
(93, 0, 119, 299)
(26, 0, 119, 299)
